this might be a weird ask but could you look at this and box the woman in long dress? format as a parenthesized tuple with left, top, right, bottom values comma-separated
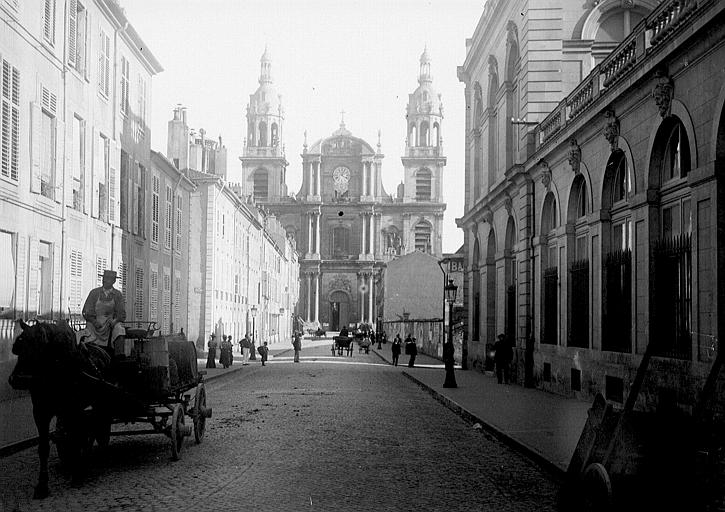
(206, 334, 217, 369)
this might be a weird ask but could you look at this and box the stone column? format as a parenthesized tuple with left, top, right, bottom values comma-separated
(362, 163, 367, 197)
(306, 272, 312, 322)
(315, 212, 321, 254)
(314, 161, 321, 196)
(359, 273, 365, 322)
(308, 213, 313, 254)
(361, 214, 367, 255)
(369, 214, 375, 256)
(368, 273, 374, 324)
(307, 162, 312, 196)
(314, 272, 320, 323)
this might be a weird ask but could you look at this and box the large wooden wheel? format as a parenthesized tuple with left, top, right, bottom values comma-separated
(193, 384, 211, 444)
(170, 404, 187, 460)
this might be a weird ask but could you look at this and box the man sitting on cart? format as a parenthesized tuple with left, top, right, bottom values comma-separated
(82, 269, 127, 355)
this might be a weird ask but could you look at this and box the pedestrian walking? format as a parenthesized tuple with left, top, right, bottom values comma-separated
(391, 334, 402, 366)
(220, 335, 233, 368)
(292, 331, 302, 363)
(206, 334, 218, 369)
(442, 337, 457, 388)
(494, 333, 513, 384)
(258, 341, 269, 366)
(405, 335, 418, 368)
(240, 333, 252, 365)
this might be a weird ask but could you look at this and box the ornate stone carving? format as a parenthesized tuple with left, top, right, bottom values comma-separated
(482, 208, 493, 225)
(568, 138, 581, 174)
(327, 274, 352, 294)
(652, 69, 674, 118)
(506, 21, 518, 48)
(488, 55, 498, 78)
(603, 110, 620, 152)
(503, 195, 513, 215)
(539, 159, 551, 189)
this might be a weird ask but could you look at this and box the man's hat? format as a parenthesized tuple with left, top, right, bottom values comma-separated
(102, 270, 117, 280)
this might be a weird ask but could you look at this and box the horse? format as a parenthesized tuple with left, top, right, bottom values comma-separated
(8, 319, 112, 499)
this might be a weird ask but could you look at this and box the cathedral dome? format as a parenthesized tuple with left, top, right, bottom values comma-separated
(407, 47, 443, 117)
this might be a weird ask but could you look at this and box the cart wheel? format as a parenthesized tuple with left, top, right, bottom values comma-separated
(582, 462, 612, 511)
(193, 384, 209, 444)
(170, 404, 186, 460)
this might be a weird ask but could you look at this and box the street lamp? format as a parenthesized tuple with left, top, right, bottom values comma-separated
(250, 305, 258, 360)
(443, 279, 458, 388)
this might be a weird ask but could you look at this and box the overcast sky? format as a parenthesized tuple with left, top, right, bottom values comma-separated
(121, 0, 483, 253)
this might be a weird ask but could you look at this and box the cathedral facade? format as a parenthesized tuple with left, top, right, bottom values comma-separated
(240, 48, 447, 330)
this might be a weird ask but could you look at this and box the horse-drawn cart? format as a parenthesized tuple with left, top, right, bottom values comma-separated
(332, 335, 354, 356)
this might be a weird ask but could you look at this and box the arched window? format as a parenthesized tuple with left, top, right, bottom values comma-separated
(568, 176, 590, 348)
(541, 192, 558, 345)
(610, 150, 630, 203)
(384, 226, 402, 255)
(409, 124, 417, 147)
(504, 217, 517, 343)
(419, 121, 430, 147)
(603, 150, 633, 353)
(415, 169, 432, 201)
(258, 121, 267, 147)
(474, 83, 483, 198)
(651, 116, 693, 359)
(433, 122, 440, 147)
(486, 229, 497, 345)
(505, 31, 520, 169)
(248, 121, 255, 145)
(572, 176, 587, 220)
(663, 121, 690, 181)
(253, 169, 268, 202)
(472, 236, 481, 341)
(414, 222, 432, 253)
(488, 59, 499, 189)
(271, 123, 279, 147)
(422, 91, 428, 103)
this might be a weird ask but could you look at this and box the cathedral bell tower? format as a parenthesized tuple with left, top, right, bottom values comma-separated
(401, 47, 447, 256)
(240, 46, 289, 203)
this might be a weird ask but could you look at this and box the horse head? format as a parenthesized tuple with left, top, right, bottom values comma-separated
(9, 320, 77, 390)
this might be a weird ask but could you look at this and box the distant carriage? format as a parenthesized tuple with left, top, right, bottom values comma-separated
(331, 335, 353, 356)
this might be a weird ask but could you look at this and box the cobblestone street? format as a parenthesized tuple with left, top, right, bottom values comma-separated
(0, 346, 560, 511)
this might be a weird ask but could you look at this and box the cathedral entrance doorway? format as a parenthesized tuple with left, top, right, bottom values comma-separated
(329, 291, 350, 331)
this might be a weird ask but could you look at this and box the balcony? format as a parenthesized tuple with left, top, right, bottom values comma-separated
(534, 0, 710, 151)
(243, 146, 283, 158)
(405, 146, 441, 158)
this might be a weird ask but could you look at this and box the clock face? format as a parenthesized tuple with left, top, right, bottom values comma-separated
(332, 166, 351, 193)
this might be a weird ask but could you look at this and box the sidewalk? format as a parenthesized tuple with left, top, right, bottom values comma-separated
(372, 345, 591, 477)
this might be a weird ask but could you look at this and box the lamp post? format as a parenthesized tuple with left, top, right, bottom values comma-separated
(279, 307, 285, 340)
(443, 279, 458, 388)
(250, 305, 258, 360)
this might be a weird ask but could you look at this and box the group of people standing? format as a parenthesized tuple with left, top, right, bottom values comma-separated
(205, 332, 265, 369)
(389, 334, 417, 367)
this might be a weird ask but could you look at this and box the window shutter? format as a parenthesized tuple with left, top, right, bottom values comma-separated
(54, 118, 63, 203)
(30, 102, 42, 193)
(27, 237, 39, 316)
(91, 127, 99, 217)
(69, 249, 83, 313)
(131, 182, 138, 235)
(67, 0, 77, 67)
(51, 242, 61, 318)
(134, 264, 144, 321)
(109, 141, 119, 225)
(15, 235, 27, 317)
(65, 117, 74, 207)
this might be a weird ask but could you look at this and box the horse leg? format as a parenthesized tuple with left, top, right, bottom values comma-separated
(33, 410, 51, 499)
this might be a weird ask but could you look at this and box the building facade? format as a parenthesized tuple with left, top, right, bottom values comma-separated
(166, 108, 299, 349)
(0, 0, 162, 399)
(457, 0, 725, 410)
(240, 48, 447, 331)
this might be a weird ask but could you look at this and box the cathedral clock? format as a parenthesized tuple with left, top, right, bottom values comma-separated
(332, 166, 351, 194)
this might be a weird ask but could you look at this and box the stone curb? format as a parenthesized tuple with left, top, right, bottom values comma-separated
(400, 371, 566, 482)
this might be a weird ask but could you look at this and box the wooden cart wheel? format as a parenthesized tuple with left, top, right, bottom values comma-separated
(170, 404, 186, 460)
(193, 384, 208, 444)
(582, 462, 613, 511)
